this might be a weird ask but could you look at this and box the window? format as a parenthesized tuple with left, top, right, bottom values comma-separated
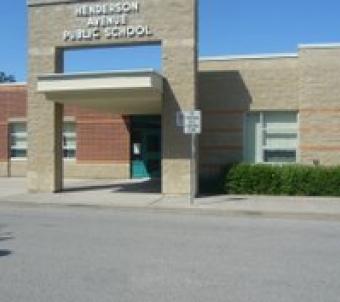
(244, 112, 298, 164)
(10, 122, 27, 159)
(63, 122, 76, 159)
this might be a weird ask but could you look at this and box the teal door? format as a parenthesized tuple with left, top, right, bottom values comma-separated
(131, 117, 161, 179)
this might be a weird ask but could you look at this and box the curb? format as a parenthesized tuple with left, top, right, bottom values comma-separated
(1, 200, 340, 222)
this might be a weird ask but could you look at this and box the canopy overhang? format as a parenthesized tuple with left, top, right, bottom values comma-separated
(37, 70, 163, 114)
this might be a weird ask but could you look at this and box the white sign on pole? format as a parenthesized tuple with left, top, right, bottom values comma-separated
(177, 110, 202, 206)
(183, 110, 202, 134)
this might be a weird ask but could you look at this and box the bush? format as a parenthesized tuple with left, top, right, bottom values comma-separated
(224, 164, 340, 196)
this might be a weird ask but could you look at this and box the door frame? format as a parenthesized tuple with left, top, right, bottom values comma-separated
(130, 116, 161, 179)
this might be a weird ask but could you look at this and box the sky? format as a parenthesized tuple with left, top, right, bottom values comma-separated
(1, 0, 340, 81)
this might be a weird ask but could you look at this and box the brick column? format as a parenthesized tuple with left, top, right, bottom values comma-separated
(27, 47, 64, 192)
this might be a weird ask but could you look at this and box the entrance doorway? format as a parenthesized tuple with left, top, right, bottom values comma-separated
(131, 116, 161, 179)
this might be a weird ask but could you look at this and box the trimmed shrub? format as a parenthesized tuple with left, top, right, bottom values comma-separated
(225, 164, 340, 196)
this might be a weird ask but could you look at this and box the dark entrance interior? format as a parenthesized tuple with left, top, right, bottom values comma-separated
(130, 116, 161, 179)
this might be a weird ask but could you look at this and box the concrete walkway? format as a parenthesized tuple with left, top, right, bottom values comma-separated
(2, 177, 340, 220)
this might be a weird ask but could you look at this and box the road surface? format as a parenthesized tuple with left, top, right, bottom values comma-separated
(1, 204, 340, 302)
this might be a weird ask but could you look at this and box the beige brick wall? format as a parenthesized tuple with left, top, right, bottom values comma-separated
(28, 0, 198, 195)
(199, 47, 340, 176)
(9, 160, 27, 177)
(198, 56, 299, 177)
(64, 161, 130, 179)
(0, 162, 8, 177)
(199, 57, 299, 111)
(4, 160, 130, 179)
(299, 47, 340, 165)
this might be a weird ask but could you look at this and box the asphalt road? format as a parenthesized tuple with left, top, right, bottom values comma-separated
(1, 205, 340, 302)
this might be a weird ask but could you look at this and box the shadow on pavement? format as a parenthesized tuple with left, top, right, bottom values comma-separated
(63, 179, 161, 194)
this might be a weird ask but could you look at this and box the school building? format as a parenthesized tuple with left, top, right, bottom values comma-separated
(1, 0, 340, 195)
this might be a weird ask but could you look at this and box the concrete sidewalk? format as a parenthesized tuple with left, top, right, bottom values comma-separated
(2, 178, 340, 220)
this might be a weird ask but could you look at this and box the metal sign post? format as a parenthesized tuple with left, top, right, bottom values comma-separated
(190, 132, 196, 206)
(182, 110, 202, 206)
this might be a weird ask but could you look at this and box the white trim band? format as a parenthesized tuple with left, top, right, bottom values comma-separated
(0, 82, 27, 87)
(200, 53, 298, 62)
(299, 43, 340, 49)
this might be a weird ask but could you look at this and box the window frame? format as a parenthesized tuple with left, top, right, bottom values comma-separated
(9, 122, 27, 160)
(243, 111, 299, 164)
(63, 121, 77, 160)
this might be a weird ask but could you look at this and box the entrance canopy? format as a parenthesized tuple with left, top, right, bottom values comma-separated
(37, 70, 163, 114)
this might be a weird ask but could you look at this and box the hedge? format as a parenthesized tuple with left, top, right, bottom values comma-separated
(224, 164, 340, 196)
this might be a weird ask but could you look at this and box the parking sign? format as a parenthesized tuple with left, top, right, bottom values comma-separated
(183, 110, 202, 134)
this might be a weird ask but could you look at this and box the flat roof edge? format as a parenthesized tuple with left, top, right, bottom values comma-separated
(0, 82, 27, 87)
(199, 53, 298, 62)
(38, 69, 162, 81)
(27, 0, 74, 7)
(299, 43, 340, 49)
